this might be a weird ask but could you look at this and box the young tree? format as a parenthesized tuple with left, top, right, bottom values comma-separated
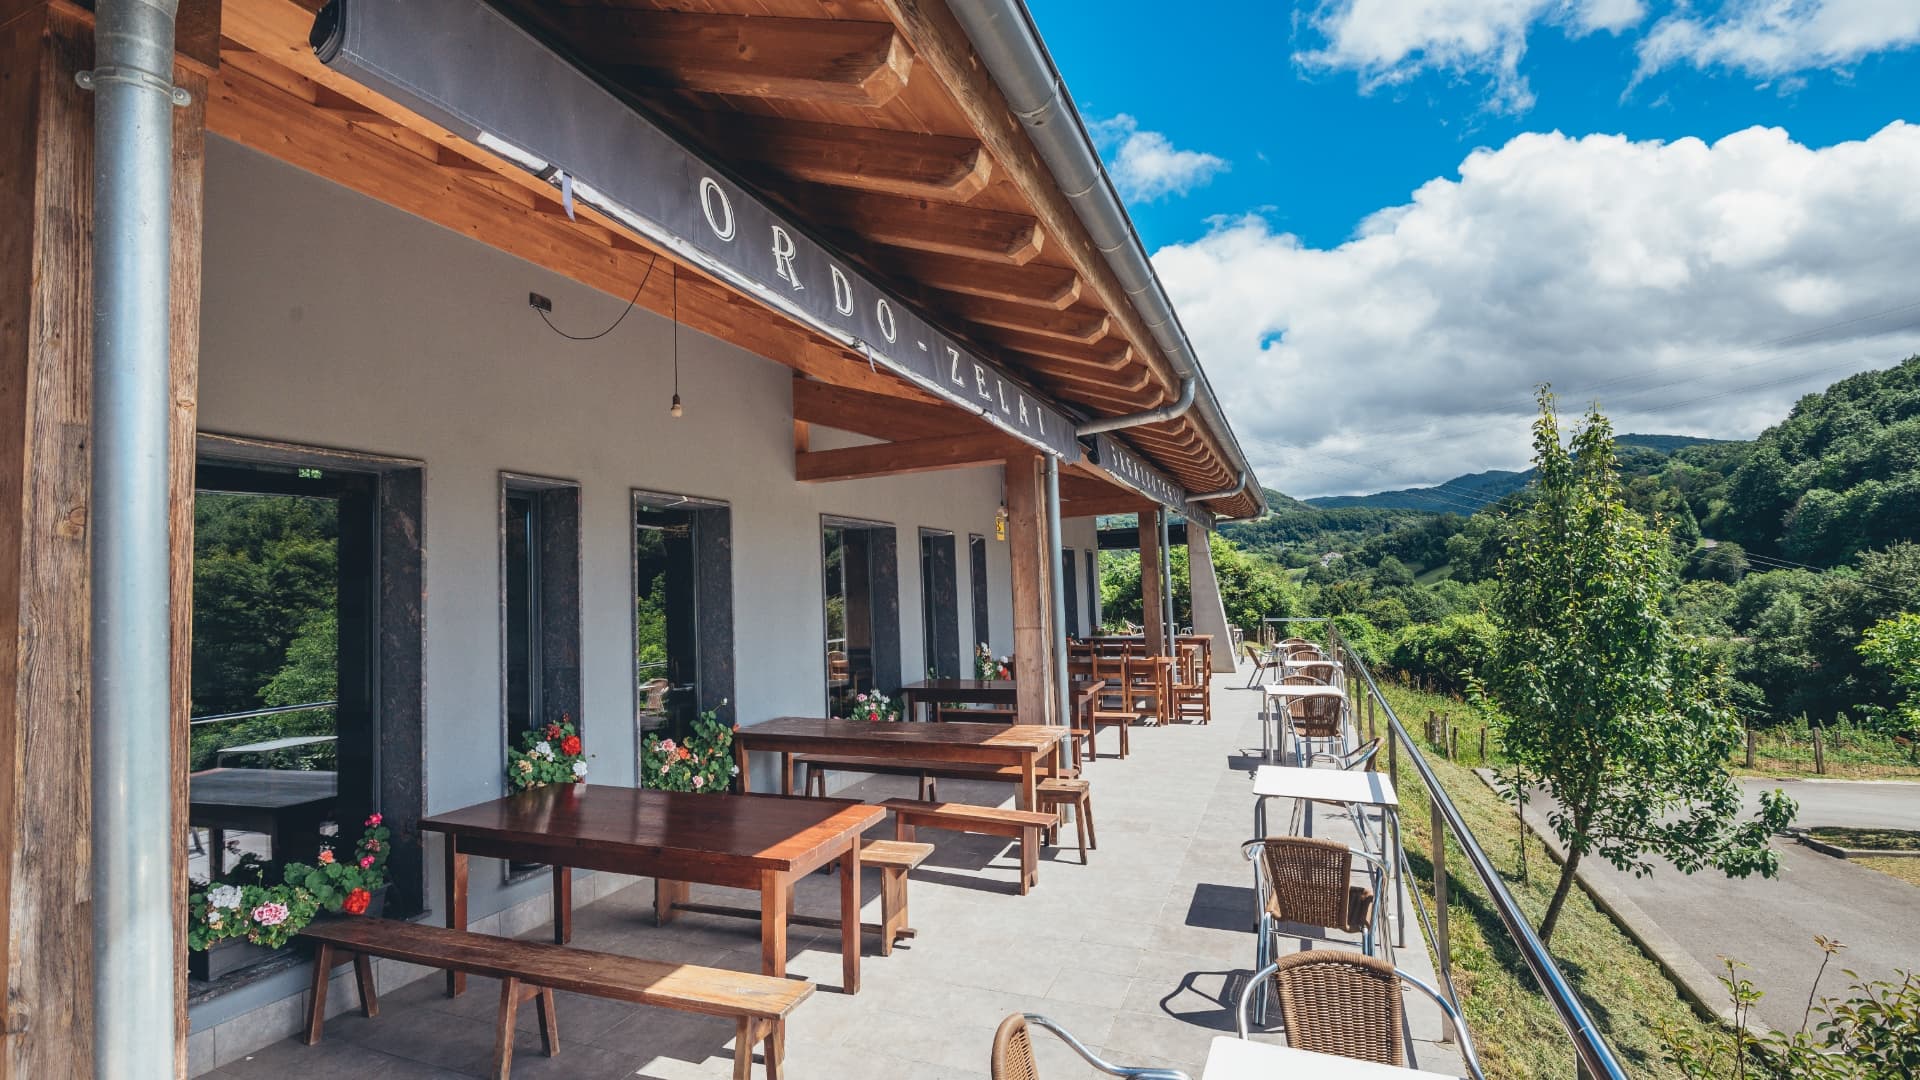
(1489, 389, 1795, 944)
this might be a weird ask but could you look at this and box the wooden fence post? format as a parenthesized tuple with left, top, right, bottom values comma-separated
(1745, 726, 1755, 768)
(1813, 727, 1826, 775)
(1479, 728, 1488, 765)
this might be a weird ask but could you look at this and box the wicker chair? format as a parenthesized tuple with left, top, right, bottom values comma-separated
(991, 1013, 1190, 1080)
(1288, 692, 1345, 767)
(1234, 952, 1486, 1080)
(1241, 641, 1281, 687)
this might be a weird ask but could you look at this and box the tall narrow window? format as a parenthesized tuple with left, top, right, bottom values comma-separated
(634, 491, 733, 753)
(969, 534, 991, 654)
(919, 529, 959, 678)
(1062, 549, 1080, 639)
(823, 517, 899, 713)
(501, 476, 582, 752)
(1086, 549, 1101, 633)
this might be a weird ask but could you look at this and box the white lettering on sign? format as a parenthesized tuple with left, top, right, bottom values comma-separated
(698, 177, 735, 241)
(997, 379, 1011, 416)
(770, 227, 803, 291)
(830, 266, 853, 315)
(948, 347, 965, 388)
(973, 364, 991, 399)
(875, 298, 898, 343)
(1017, 395, 1030, 426)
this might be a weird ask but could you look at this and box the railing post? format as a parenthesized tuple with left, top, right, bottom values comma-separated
(1367, 694, 1376, 746)
(1431, 801, 1456, 1044)
(1388, 722, 1399, 790)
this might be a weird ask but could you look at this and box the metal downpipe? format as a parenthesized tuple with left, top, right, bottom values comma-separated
(1074, 375, 1194, 438)
(1044, 457, 1072, 730)
(89, 1, 181, 1075)
(1158, 511, 1175, 642)
(1190, 470, 1248, 505)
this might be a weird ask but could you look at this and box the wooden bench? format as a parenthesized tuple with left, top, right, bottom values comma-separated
(879, 798, 1059, 895)
(299, 918, 812, 1079)
(852, 839, 932, 956)
(800, 756, 1078, 801)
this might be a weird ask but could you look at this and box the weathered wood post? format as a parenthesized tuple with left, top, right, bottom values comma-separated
(1479, 728, 1488, 764)
(1813, 727, 1826, 775)
(1745, 725, 1756, 768)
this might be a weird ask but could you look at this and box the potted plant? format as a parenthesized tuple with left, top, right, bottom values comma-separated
(641, 706, 738, 792)
(841, 689, 900, 723)
(506, 713, 589, 791)
(283, 814, 391, 919)
(975, 643, 1012, 682)
(187, 858, 321, 981)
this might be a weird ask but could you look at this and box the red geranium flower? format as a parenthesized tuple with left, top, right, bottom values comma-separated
(343, 888, 371, 916)
(545, 723, 563, 740)
(676, 746, 691, 761)
(561, 734, 582, 756)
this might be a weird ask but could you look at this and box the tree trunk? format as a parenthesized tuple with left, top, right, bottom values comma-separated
(1540, 846, 1583, 946)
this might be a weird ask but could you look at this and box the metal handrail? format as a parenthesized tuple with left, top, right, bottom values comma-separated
(1273, 618, 1629, 1080)
(188, 700, 338, 727)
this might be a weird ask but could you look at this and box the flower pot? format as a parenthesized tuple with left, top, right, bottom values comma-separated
(189, 937, 287, 982)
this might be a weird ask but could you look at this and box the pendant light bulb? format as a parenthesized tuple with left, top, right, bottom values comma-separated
(667, 266, 684, 418)
(669, 393, 683, 418)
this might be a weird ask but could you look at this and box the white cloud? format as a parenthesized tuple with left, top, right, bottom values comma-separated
(1088, 114, 1230, 202)
(1296, 0, 1646, 113)
(1155, 122, 1920, 498)
(1636, 0, 1920, 81)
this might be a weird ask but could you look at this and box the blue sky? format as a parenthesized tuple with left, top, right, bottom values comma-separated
(1027, 1, 1920, 497)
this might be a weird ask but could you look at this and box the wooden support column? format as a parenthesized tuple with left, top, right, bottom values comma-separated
(1138, 509, 1166, 657)
(0, 5, 210, 1074)
(1004, 454, 1055, 725)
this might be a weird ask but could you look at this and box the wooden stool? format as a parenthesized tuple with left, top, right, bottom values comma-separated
(858, 839, 932, 956)
(1036, 777, 1095, 864)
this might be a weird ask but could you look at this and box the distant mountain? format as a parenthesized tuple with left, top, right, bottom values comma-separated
(1298, 434, 1728, 513)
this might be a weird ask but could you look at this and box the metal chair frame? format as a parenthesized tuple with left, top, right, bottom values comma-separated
(993, 1013, 1191, 1080)
(1242, 837, 1388, 1025)
(1234, 957, 1487, 1080)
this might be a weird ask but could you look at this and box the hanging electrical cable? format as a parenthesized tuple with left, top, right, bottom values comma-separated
(533, 254, 657, 341)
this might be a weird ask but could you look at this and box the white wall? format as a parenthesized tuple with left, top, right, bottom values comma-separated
(191, 137, 1103, 1034)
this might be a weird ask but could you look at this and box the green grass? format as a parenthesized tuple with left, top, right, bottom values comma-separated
(1806, 826, 1920, 852)
(1379, 683, 1720, 1080)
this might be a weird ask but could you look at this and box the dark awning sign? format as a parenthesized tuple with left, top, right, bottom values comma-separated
(1089, 434, 1213, 530)
(314, 0, 1084, 459)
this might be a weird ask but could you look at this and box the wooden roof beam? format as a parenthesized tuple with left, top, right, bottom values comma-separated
(1011, 355, 1157, 397)
(945, 298, 1110, 344)
(990, 330, 1132, 371)
(904, 253, 1080, 309)
(798, 188, 1043, 265)
(796, 432, 1019, 482)
(791, 376, 984, 441)
(722, 116, 992, 202)
(557, 12, 913, 108)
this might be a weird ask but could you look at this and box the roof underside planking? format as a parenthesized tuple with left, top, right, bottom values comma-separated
(207, 0, 1261, 520)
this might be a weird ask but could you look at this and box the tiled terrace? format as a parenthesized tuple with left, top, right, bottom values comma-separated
(193, 672, 1467, 1079)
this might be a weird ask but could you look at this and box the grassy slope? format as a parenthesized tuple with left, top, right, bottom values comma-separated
(1854, 857, 1920, 888)
(1379, 683, 1719, 1079)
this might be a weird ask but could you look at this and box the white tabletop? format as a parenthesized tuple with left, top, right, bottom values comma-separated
(1203, 1037, 1462, 1079)
(1253, 765, 1399, 807)
(1261, 683, 1346, 700)
(1280, 658, 1337, 667)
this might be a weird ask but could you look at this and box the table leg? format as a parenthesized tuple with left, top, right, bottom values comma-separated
(552, 865, 573, 945)
(655, 879, 688, 925)
(839, 842, 861, 994)
(209, 827, 226, 878)
(760, 871, 789, 979)
(780, 752, 794, 796)
(1018, 758, 1036, 812)
(734, 740, 751, 793)
(445, 837, 468, 996)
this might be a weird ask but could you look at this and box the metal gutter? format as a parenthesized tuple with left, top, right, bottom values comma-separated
(948, 0, 1267, 520)
(85, 0, 183, 1074)
(1189, 469, 1249, 504)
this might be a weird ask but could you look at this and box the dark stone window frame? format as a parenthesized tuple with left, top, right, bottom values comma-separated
(820, 514, 900, 712)
(188, 433, 426, 1005)
(630, 488, 736, 741)
(918, 527, 960, 679)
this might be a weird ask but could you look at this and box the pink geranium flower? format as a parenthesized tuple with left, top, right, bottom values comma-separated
(366, 812, 383, 827)
(251, 902, 290, 927)
(360, 855, 376, 870)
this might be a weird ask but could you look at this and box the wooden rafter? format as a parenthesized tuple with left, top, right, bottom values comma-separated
(552, 11, 914, 107)
(798, 187, 1043, 265)
(713, 115, 992, 202)
(902, 252, 1081, 310)
(796, 432, 1018, 482)
(944, 297, 1111, 344)
(791, 376, 986, 442)
(988, 329, 1133, 371)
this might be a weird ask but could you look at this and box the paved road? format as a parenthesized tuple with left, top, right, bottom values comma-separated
(1521, 777, 1919, 1033)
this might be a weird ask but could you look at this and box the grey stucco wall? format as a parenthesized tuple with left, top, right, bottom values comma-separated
(190, 137, 1097, 1031)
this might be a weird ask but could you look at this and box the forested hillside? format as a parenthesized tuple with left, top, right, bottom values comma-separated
(1167, 357, 1920, 733)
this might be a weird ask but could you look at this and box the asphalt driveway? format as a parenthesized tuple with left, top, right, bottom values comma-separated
(1517, 777, 1919, 1033)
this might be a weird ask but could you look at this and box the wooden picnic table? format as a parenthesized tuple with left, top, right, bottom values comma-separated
(189, 767, 338, 875)
(899, 678, 1017, 722)
(734, 717, 1066, 811)
(420, 783, 884, 995)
